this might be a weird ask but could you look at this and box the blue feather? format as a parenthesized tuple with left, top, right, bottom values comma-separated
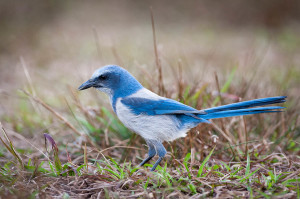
(201, 106, 284, 119)
(121, 97, 205, 116)
(204, 96, 286, 113)
(121, 96, 286, 122)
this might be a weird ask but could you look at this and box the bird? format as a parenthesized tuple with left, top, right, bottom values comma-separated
(78, 65, 286, 171)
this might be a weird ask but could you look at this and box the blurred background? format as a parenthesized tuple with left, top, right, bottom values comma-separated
(1, 0, 300, 87)
(1, 2, 300, 197)
(0, 0, 299, 153)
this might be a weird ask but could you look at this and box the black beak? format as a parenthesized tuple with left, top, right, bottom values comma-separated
(78, 79, 96, 91)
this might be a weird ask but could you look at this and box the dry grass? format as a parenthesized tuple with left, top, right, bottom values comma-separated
(0, 1, 300, 198)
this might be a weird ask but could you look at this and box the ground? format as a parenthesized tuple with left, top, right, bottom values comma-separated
(0, 1, 300, 198)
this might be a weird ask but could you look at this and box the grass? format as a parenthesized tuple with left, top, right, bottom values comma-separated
(0, 77, 299, 197)
(0, 4, 300, 198)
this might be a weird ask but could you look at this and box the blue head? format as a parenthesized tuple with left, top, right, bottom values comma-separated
(78, 65, 143, 110)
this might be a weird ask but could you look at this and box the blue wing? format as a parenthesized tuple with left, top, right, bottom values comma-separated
(121, 96, 286, 122)
(121, 97, 206, 117)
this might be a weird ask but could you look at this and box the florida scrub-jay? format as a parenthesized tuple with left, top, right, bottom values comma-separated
(78, 65, 286, 171)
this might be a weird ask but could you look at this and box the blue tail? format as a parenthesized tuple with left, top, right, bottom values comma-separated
(201, 96, 286, 120)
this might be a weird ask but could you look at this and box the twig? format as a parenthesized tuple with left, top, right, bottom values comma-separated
(98, 145, 145, 153)
(214, 72, 232, 143)
(177, 59, 184, 101)
(21, 89, 97, 148)
(20, 56, 36, 97)
(21, 90, 81, 137)
(92, 27, 102, 61)
(214, 72, 224, 105)
(150, 6, 165, 95)
(0, 122, 24, 168)
(84, 142, 88, 172)
(211, 122, 233, 144)
(280, 169, 300, 182)
(20, 56, 42, 115)
(243, 116, 248, 155)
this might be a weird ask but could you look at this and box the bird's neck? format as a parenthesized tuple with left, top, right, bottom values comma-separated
(111, 79, 143, 113)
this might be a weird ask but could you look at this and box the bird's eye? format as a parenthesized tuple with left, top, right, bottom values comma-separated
(99, 74, 107, 80)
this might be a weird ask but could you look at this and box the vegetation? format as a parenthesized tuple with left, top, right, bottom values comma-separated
(0, 1, 299, 198)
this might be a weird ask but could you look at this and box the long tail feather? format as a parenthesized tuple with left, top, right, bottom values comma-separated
(201, 106, 284, 119)
(200, 96, 286, 120)
(203, 96, 286, 113)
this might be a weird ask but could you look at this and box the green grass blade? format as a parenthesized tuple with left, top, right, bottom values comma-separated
(197, 147, 215, 177)
(245, 153, 250, 176)
(183, 152, 191, 178)
(212, 66, 237, 106)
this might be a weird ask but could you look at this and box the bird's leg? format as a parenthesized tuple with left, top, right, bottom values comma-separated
(139, 140, 156, 167)
(150, 140, 167, 171)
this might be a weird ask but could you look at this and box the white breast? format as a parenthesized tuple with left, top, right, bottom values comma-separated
(115, 88, 189, 142)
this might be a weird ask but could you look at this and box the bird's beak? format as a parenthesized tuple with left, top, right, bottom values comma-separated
(78, 79, 96, 91)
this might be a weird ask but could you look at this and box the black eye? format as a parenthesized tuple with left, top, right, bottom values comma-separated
(99, 74, 107, 80)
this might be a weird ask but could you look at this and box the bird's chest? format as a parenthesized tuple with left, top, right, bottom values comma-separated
(115, 99, 139, 131)
(115, 99, 182, 141)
